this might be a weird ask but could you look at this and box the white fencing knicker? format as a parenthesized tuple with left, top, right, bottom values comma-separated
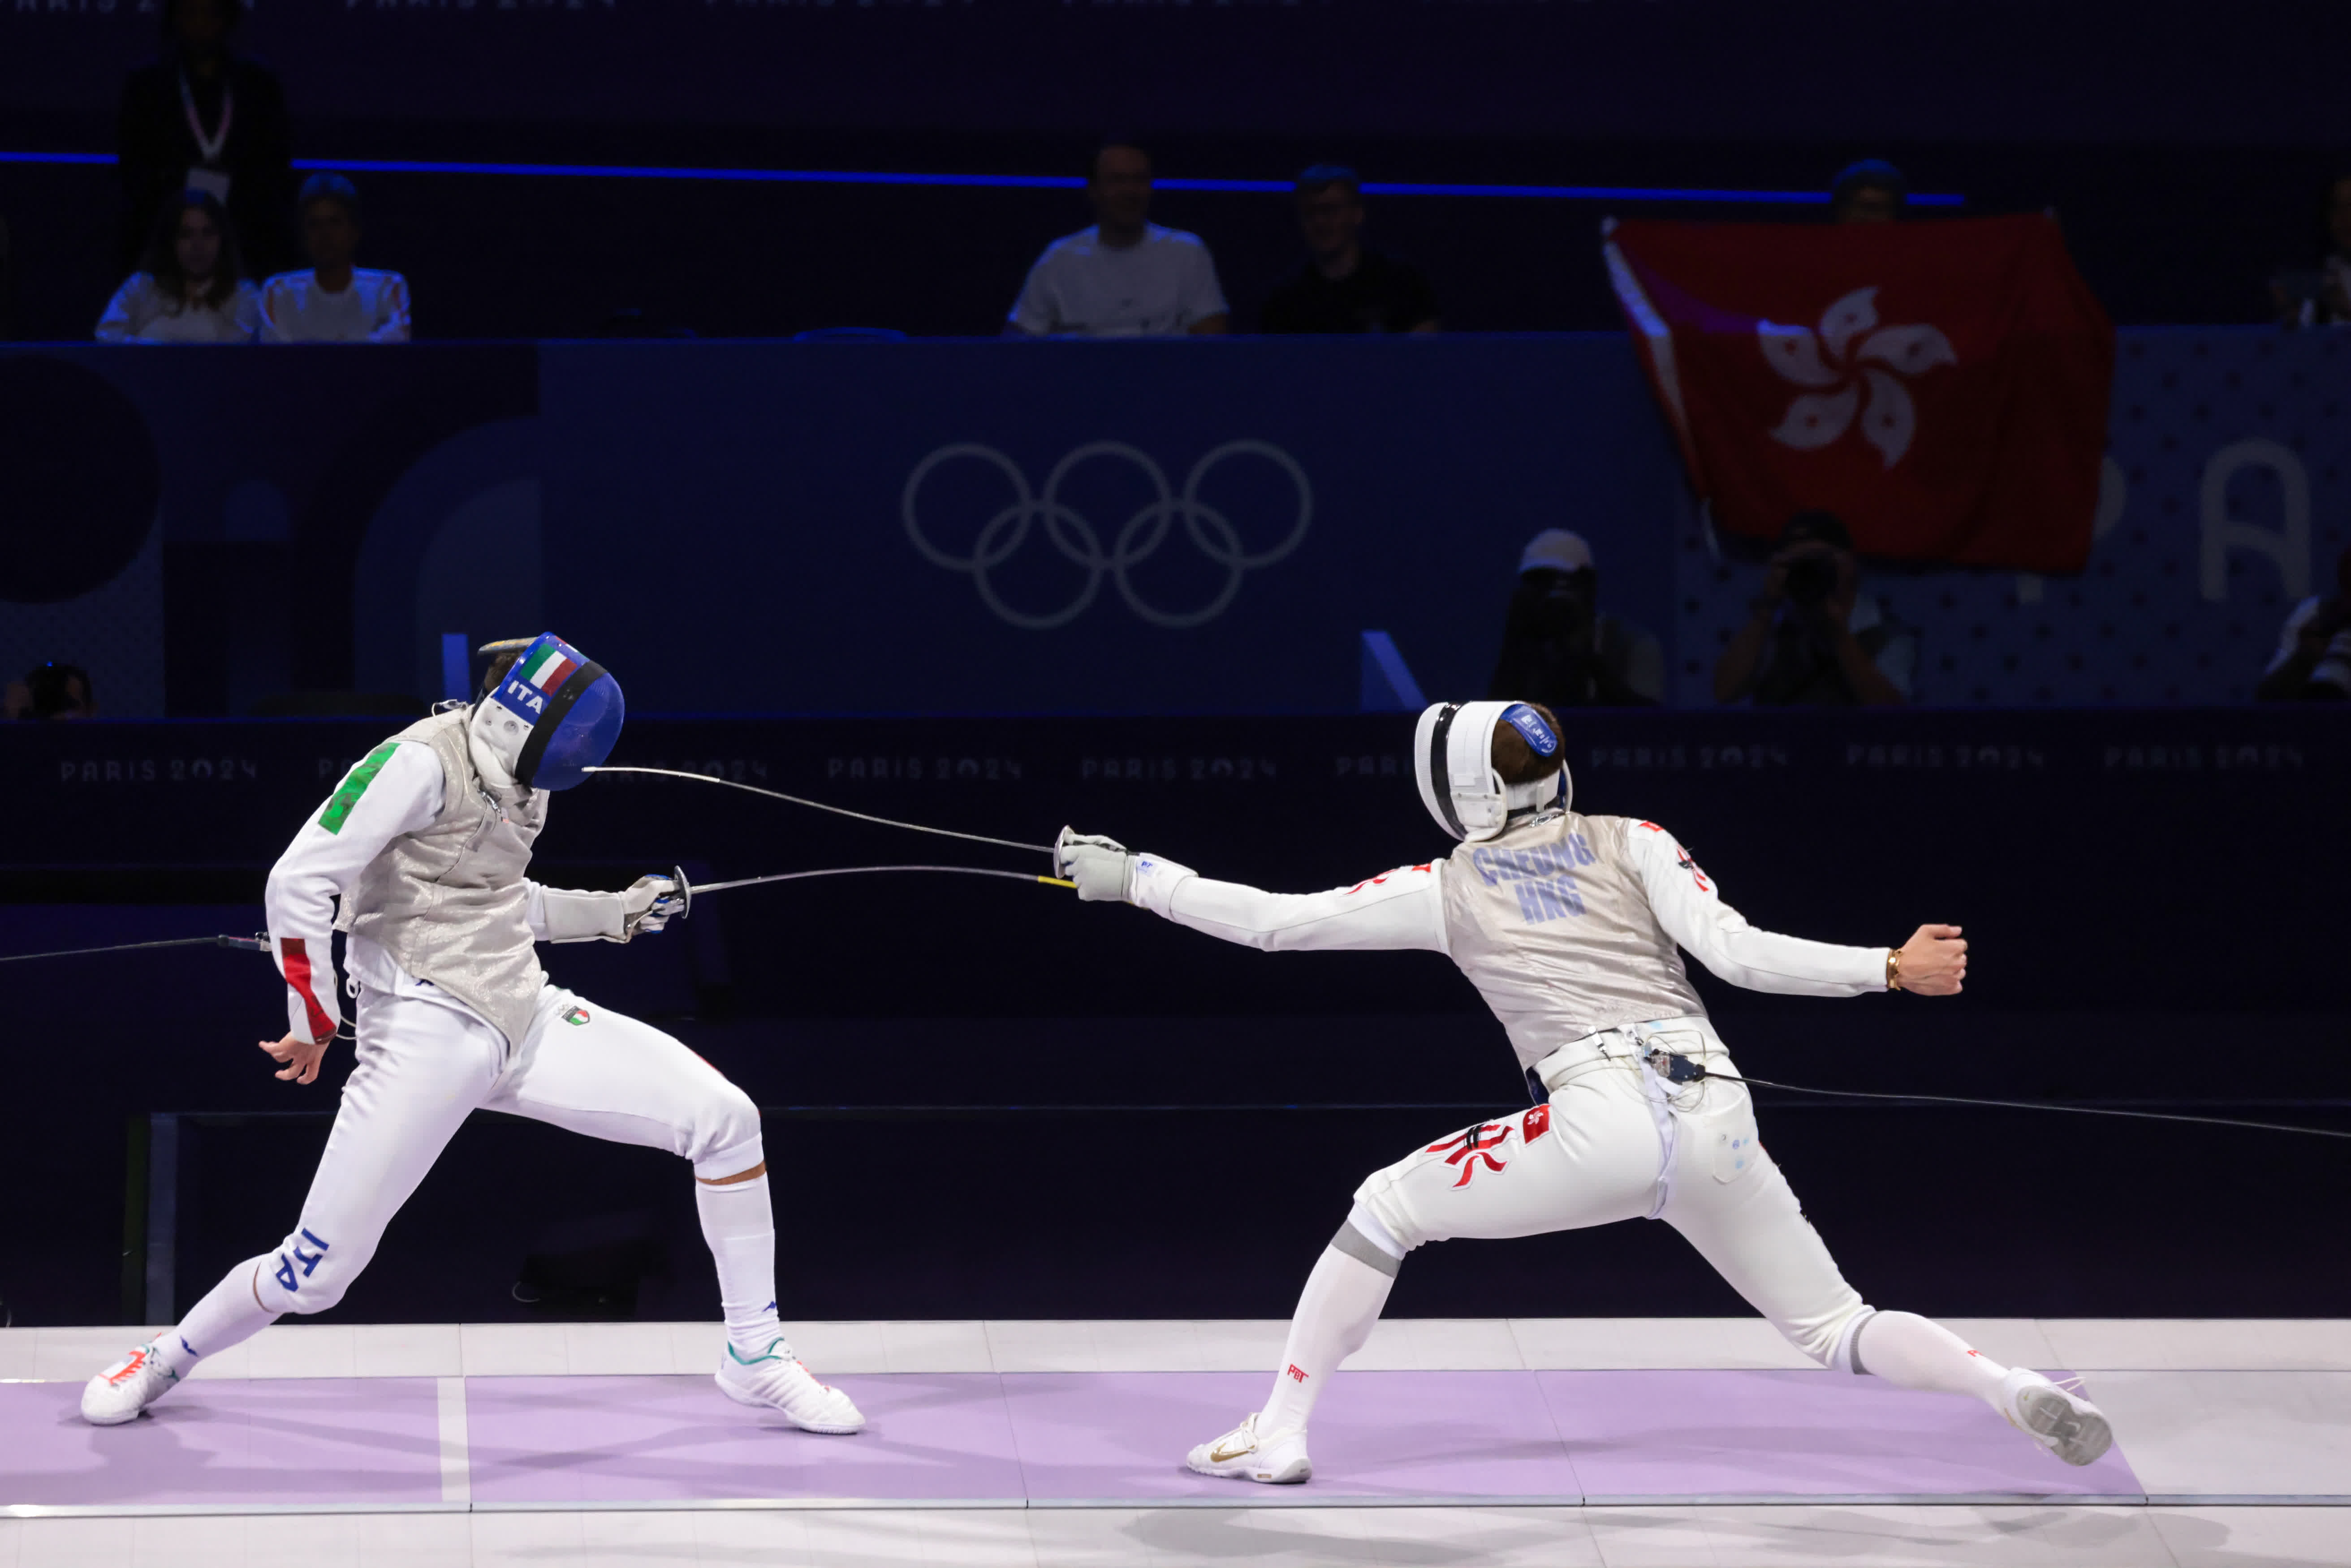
(1348, 1016, 1875, 1373)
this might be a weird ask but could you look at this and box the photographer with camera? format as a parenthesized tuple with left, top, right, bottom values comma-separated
(2254, 543, 2351, 701)
(1713, 511, 1913, 706)
(1487, 530, 1662, 708)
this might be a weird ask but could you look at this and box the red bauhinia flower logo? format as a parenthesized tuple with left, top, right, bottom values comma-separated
(1429, 1123, 1514, 1188)
(1759, 287, 1956, 468)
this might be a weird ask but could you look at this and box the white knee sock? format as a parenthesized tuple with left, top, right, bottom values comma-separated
(158, 1257, 281, 1378)
(695, 1173, 783, 1359)
(1257, 1244, 1396, 1437)
(1854, 1310, 2010, 1405)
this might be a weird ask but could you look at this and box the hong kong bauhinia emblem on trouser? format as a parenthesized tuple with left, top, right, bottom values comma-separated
(901, 440, 1313, 629)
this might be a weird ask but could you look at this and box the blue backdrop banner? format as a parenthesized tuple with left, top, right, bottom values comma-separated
(0, 332, 2342, 716)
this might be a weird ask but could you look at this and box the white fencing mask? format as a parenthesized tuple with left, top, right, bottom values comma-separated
(1412, 700, 1569, 842)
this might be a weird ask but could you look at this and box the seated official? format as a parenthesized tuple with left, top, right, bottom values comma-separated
(1006, 142, 1229, 338)
(1260, 165, 1438, 335)
(1713, 511, 1914, 707)
(96, 188, 261, 344)
(261, 173, 410, 344)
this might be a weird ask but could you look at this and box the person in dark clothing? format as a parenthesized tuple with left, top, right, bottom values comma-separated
(1713, 512, 1913, 707)
(1830, 159, 1908, 224)
(116, 0, 294, 280)
(1259, 166, 1438, 335)
(5, 663, 98, 721)
(1487, 530, 1661, 708)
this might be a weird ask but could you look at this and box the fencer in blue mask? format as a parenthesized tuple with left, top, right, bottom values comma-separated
(83, 634, 864, 1436)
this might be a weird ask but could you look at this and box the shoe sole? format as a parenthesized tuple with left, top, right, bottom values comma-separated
(715, 1372, 865, 1434)
(1186, 1454, 1311, 1484)
(80, 1403, 144, 1427)
(2015, 1384, 2114, 1467)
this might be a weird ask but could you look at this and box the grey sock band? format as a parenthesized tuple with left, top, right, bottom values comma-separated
(1329, 1219, 1402, 1278)
(1836, 1307, 1879, 1375)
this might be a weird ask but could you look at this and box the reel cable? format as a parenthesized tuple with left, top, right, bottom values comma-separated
(1643, 1049, 2351, 1142)
(583, 765, 1053, 856)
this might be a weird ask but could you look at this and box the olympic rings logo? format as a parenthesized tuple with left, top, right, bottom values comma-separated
(901, 440, 1313, 629)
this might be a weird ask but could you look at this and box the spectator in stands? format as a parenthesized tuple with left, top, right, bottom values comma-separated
(1830, 159, 1908, 224)
(2255, 543, 2351, 700)
(96, 189, 262, 343)
(4, 663, 98, 721)
(261, 174, 412, 344)
(1006, 142, 1229, 338)
(1487, 529, 1661, 707)
(2270, 173, 2351, 328)
(1713, 511, 1913, 706)
(1260, 165, 1439, 335)
(116, 0, 294, 280)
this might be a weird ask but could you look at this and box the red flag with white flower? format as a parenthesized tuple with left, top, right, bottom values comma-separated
(1605, 215, 2113, 573)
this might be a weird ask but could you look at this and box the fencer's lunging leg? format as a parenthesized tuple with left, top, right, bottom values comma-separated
(1852, 1311, 2114, 1467)
(1665, 1122, 2113, 1468)
(695, 1160, 782, 1357)
(1259, 1210, 1402, 1436)
(488, 991, 863, 1433)
(1187, 1206, 1401, 1484)
(1851, 1310, 2006, 1400)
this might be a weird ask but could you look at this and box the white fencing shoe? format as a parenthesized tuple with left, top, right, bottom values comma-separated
(716, 1339, 865, 1434)
(82, 1341, 181, 1426)
(1186, 1412, 1311, 1484)
(1999, 1368, 2114, 1466)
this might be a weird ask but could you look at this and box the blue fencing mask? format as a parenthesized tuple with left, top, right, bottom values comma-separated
(468, 633, 625, 792)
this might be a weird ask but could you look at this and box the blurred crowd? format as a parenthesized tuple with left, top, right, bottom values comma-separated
(16, 0, 2345, 713)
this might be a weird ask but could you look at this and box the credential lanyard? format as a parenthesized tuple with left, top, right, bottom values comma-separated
(178, 70, 234, 165)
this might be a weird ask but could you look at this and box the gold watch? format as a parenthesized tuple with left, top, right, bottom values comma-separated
(1885, 947, 1904, 992)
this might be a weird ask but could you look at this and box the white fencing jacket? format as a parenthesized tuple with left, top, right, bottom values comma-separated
(264, 720, 627, 1048)
(1129, 810, 1886, 1072)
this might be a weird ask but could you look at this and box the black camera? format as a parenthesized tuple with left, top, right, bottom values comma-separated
(1784, 551, 1839, 606)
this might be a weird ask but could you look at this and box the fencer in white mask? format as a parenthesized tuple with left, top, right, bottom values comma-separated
(1055, 699, 2111, 1484)
(83, 634, 864, 1437)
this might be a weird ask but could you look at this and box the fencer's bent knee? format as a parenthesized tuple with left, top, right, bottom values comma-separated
(690, 1082, 763, 1182)
(1331, 1203, 1408, 1277)
(252, 1228, 359, 1315)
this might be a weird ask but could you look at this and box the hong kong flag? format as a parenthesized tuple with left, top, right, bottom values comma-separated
(1605, 214, 2113, 573)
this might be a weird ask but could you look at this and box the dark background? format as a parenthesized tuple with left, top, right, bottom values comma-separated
(4, 710, 2344, 1328)
(4, 0, 2350, 339)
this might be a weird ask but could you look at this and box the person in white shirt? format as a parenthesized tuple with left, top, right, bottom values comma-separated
(95, 188, 261, 344)
(1006, 142, 1229, 338)
(1055, 699, 2114, 1485)
(261, 173, 411, 344)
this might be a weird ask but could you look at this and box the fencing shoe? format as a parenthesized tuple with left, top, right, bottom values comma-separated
(82, 1340, 181, 1426)
(716, 1338, 865, 1434)
(1999, 1368, 2114, 1466)
(1186, 1412, 1312, 1484)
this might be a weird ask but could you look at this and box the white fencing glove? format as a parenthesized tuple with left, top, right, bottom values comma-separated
(1054, 826, 1135, 904)
(620, 873, 685, 939)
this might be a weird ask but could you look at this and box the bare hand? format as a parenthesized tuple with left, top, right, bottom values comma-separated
(260, 1029, 328, 1085)
(1896, 924, 1967, 995)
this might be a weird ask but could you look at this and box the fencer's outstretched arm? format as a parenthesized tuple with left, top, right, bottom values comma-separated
(1621, 819, 1887, 995)
(266, 741, 444, 1046)
(1122, 853, 1452, 955)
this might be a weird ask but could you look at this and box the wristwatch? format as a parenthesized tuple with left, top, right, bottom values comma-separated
(1885, 947, 1904, 992)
